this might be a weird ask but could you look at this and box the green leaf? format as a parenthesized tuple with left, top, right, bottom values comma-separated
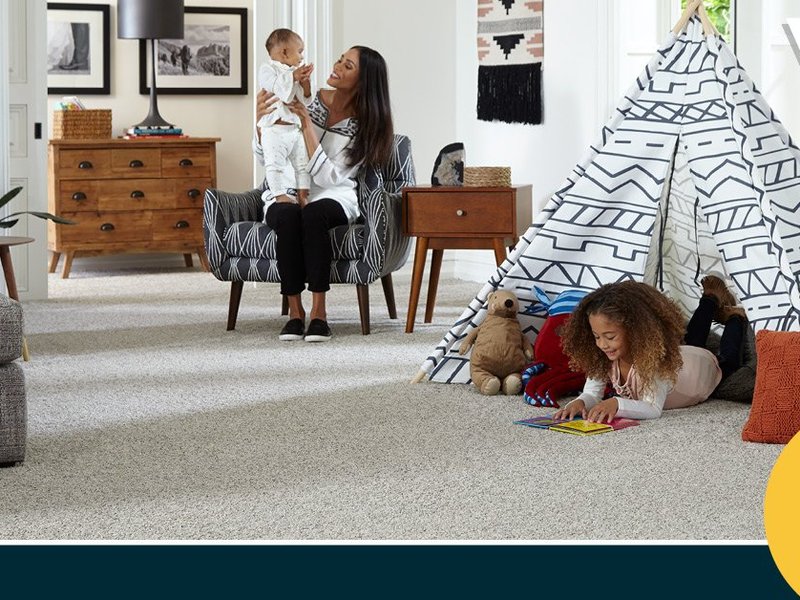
(0, 186, 22, 210)
(24, 211, 77, 225)
(0, 219, 20, 229)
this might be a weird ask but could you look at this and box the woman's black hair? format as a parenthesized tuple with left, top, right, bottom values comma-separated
(348, 46, 394, 168)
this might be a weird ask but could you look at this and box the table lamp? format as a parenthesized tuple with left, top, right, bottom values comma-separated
(117, 0, 184, 128)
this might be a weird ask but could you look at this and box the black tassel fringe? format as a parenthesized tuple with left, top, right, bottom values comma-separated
(477, 63, 542, 125)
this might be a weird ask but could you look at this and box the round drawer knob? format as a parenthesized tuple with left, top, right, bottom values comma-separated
(456, 209, 465, 217)
(130, 190, 145, 199)
(175, 220, 190, 229)
(78, 161, 93, 169)
(179, 158, 194, 167)
(100, 223, 115, 232)
(129, 159, 144, 168)
(187, 188, 201, 199)
(71, 192, 87, 201)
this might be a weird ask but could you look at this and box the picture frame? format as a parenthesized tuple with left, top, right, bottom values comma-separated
(139, 6, 248, 95)
(47, 3, 111, 95)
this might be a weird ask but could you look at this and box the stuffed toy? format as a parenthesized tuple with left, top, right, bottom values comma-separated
(459, 290, 533, 395)
(521, 287, 589, 408)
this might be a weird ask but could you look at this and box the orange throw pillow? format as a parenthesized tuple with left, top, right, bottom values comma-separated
(742, 330, 800, 444)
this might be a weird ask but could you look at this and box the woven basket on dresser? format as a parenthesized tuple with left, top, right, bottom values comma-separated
(463, 166, 511, 187)
(52, 109, 112, 139)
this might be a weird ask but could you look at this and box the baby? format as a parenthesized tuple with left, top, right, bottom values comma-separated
(257, 28, 315, 211)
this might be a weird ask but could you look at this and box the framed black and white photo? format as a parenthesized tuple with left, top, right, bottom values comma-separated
(139, 6, 248, 95)
(47, 3, 110, 95)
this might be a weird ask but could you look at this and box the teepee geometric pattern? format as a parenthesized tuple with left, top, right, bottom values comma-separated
(421, 17, 800, 384)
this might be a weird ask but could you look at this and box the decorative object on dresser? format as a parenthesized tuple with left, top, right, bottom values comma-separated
(48, 137, 219, 278)
(117, 0, 185, 128)
(402, 184, 532, 333)
(463, 166, 511, 187)
(431, 142, 465, 186)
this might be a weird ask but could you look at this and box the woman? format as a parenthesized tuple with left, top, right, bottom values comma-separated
(254, 46, 394, 342)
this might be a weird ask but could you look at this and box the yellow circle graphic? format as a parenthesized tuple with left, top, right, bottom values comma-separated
(764, 431, 800, 595)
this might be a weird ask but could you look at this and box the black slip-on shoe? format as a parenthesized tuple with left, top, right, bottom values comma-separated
(304, 319, 332, 342)
(279, 318, 305, 341)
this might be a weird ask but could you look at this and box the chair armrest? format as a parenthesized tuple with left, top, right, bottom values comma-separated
(0, 294, 23, 363)
(203, 185, 265, 273)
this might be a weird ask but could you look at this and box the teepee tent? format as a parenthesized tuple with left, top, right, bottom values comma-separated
(417, 2, 800, 385)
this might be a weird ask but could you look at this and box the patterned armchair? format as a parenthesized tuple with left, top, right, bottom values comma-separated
(203, 134, 415, 334)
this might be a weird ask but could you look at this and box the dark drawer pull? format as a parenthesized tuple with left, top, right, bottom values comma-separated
(175, 220, 190, 229)
(100, 223, 115, 232)
(78, 161, 93, 169)
(130, 190, 145, 199)
(187, 188, 201, 199)
(71, 192, 87, 201)
(129, 159, 144, 168)
(179, 158, 193, 167)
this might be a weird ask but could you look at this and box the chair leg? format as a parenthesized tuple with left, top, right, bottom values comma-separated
(281, 295, 289, 316)
(227, 281, 244, 331)
(381, 274, 397, 319)
(356, 284, 370, 335)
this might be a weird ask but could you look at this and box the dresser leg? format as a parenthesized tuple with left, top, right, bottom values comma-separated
(183, 253, 194, 268)
(405, 237, 429, 333)
(49, 252, 61, 273)
(61, 251, 75, 279)
(424, 249, 443, 323)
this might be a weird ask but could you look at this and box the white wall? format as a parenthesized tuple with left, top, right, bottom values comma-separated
(46, 0, 254, 192)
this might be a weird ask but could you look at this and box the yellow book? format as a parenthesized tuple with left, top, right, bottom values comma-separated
(549, 419, 614, 436)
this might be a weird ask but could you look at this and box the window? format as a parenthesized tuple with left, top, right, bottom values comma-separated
(681, 0, 735, 45)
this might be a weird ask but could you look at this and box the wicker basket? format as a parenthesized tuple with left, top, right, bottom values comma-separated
(52, 109, 112, 139)
(463, 166, 511, 187)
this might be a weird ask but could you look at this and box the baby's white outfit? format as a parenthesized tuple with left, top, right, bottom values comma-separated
(257, 59, 313, 205)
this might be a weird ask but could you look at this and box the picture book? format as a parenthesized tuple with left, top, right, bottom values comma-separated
(515, 415, 639, 436)
(513, 416, 576, 429)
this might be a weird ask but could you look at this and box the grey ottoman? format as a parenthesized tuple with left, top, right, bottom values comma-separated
(0, 293, 26, 466)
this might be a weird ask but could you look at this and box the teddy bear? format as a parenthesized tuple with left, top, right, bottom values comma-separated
(459, 290, 533, 395)
(521, 287, 588, 407)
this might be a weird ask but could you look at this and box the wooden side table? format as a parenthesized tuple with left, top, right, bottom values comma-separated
(0, 236, 34, 361)
(402, 185, 532, 333)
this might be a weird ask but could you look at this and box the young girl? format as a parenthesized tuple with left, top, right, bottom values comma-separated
(554, 277, 746, 422)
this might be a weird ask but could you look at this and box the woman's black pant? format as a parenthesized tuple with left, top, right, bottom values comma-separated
(265, 198, 348, 296)
(684, 295, 746, 379)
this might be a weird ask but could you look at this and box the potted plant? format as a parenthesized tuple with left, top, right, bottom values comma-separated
(0, 186, 75, 229)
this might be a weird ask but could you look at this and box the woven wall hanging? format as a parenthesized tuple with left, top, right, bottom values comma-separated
(477, 0, 544, 125)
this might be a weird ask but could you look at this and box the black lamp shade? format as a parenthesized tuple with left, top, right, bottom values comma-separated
(117, 0, 184, 40)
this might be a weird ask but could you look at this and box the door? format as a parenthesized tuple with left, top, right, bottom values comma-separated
(3, 0, 48, 300)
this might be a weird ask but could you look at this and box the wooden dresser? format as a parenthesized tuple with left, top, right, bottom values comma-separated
(47, 137, 220, 278)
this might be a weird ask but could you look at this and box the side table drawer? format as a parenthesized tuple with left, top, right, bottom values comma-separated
(405, 191, 514, 235)
(60, 210, 153, 244)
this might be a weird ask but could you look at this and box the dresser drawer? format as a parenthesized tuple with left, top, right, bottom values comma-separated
(58, 149, 112, 179)
(405, 191, 514, 235)
(152, 209, 204, 242)
(173, 178, 211, 209)
(110, 148, 161, 178)
(96, 179, 175, 211)
(57, 180, 100, 212)
(162, 147, 213, 178)
(60, 211, 153, 244)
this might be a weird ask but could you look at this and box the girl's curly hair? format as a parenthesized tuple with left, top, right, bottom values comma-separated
(561, 281, 685, 394)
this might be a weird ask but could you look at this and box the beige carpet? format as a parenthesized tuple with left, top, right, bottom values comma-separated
(0, 260, 782, 540)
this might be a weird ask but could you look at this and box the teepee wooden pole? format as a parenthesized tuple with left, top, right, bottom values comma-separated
(698, 2, 720, 37)
(672, 0, 704, 34)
